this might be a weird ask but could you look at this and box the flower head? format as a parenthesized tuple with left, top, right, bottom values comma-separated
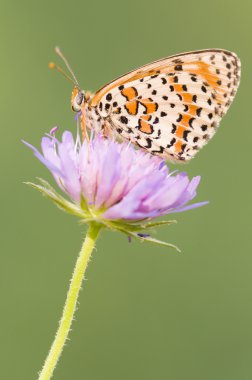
(23, 129, 207, 250)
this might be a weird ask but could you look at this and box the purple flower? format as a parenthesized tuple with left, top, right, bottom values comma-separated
(24, 130, 206, 219)
(23, 130, 207, 250)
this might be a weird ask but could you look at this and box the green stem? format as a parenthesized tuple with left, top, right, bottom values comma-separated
(38, 223, 101, 380)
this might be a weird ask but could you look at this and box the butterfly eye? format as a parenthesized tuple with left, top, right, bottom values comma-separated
(72, 91, 85, 112)
(76, 91, 84, 105)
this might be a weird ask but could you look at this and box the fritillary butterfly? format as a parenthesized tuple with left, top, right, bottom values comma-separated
(54, 48, 241, 162)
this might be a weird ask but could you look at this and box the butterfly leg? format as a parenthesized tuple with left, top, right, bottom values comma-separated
(103, 120, 114, 139)
(80, 109, 90, 143)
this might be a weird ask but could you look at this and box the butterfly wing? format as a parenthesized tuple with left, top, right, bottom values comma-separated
(90, 49, 241, 161)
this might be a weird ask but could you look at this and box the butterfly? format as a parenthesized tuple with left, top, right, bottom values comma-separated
(52, 48, 241, 162)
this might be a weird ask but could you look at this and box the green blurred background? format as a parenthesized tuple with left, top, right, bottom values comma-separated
(1, 0, 251, 379)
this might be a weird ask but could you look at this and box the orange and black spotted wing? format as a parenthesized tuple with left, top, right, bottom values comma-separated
(90, 49, 241, 162)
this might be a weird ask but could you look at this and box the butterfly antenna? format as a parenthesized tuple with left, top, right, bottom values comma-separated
(48, 62, 77, 85)
(55, 46, 80, 88)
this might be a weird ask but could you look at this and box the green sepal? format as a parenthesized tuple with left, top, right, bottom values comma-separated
(24, 179, 87, 219)
(108, 219, 177, 233)
(115, 226, 181, 252)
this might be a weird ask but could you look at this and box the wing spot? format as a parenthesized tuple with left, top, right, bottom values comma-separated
(183, 130, 191, 141)
(151, 146, 164, 154)
(145, 138, 152, 148)
(120, 116, 128, 124)
(138, 119, 153, 134)
(189, 118, 195, 128)
(181, 143, 186, 152)
(125, 100, 139, 115)
(115, 107, 121, 114)
(174, 64, 183, 71)
(167, 137, 176, 148)
(176, 114, 182, 122)
(121, 87, 138, 101)
(171, 124, 177, 133)
(196, 108, 202, 117)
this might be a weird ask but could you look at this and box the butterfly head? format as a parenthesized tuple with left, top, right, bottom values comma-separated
(71, 86, 85, 112)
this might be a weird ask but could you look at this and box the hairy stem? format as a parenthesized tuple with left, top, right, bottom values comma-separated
(38, 223, 101, 380)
